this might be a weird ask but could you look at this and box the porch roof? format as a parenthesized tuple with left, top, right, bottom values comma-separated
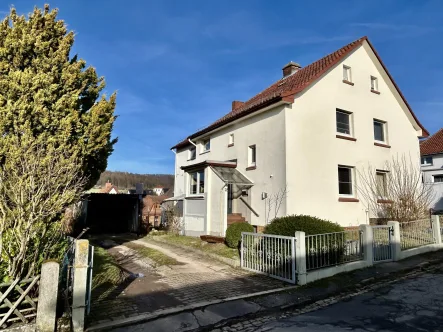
(211, 166, 253, 188)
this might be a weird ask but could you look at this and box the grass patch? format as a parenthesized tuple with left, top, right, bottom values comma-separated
(144, 234, 240, 260)
(92, 246, 123, 289)
(122, 241, 182, 267)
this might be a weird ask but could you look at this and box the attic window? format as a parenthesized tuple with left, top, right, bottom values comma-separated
(343, 65, 351, 82)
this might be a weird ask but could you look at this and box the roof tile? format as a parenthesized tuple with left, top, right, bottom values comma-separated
(420, 128, 443, 156)
(172, 36, 428, 149)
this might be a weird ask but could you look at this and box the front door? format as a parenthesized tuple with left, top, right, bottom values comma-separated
(227, 184, 233, 214)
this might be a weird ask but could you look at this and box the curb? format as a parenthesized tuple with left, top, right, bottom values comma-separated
(147, 236, 240, 267)
(85, 285, 298, 331)
(198, 257, 443, 331)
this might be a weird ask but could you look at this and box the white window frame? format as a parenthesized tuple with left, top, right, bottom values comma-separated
(188, 169, 205, 195)
(373, 119, 387, 143)
(248, 145, 256, 167)
(201, 138, 211, 153)
(376, 170, 389, 199)
(338, 165, 355, 197)
(188, 146, 196, 160)
(433, 174, 443, 183)
(336, 109, 353, 136)
(371, 76, 378, 91)
(229, 133, 234, 146)
(343, 65, 352, 82)
(421, 156, 433, 166)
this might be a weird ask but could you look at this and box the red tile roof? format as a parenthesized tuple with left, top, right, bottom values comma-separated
(420, 128, 443, 156)
(172, 36, 428, 150)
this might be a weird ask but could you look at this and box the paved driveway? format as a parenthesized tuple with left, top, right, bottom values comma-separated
(216, 268, 443, 332)
(88, 237, 289, 328)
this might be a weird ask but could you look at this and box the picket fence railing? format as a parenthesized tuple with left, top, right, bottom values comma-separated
(399, 218, 435, 250)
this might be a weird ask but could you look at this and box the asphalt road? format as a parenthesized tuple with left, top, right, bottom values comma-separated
(244, 270, 443, 332)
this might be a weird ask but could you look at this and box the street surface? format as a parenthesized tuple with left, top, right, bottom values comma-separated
(214, 269, 443, 332)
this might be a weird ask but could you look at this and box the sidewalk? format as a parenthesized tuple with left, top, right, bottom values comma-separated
(91, 249, 443, 332)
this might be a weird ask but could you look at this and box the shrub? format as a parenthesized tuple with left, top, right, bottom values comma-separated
(264, 215, 343, 236)
(225, 222, 254, 248)
(264, 215, 346, 269)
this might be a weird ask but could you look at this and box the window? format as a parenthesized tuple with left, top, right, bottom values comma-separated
(373, 120, 386, 142)
(188, 146, 196, 160)
(434, 175, 443, 183)
(229, 134, 234, 146)
(343, 65, 351, 82)
(376, 171, 388, 197)
(336, 109, 352, 135)
(189, 170, 205, 194)
(371, 76, 378, 91)
(338, 166, 354, 196)
(248, 145, 256, 166)
(421, 156, 433, 166)
(201, 138, 210, 152)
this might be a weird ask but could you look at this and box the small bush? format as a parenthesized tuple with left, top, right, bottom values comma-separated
(264, 215, 343, 236)
(225, 222, 254, 248)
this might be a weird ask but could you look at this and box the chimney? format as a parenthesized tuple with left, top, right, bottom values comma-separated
(232, 100, 244, 111)
(282, 61, 301, 78)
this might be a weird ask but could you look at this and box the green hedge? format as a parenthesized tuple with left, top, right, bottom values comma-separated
(225, 222, 254, 248)
(264, 215, 343, 236)
(264, 215, 346, 269)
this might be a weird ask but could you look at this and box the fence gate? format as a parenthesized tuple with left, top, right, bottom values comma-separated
(241, 232, 296, 284)
(372, 225, 393, 263)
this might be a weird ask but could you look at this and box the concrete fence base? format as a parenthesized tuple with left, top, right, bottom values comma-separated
(36, 261, 60, 332)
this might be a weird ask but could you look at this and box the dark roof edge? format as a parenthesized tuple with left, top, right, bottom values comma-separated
(171, 95, 284, 150)
(180, 160, 237, 171)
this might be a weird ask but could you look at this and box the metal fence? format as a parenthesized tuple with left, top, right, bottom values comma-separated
(241, 232, 296, 284)
(372, 225, 393, 262)
(305, 229, 363, 271)
(399, 219, 434, 250)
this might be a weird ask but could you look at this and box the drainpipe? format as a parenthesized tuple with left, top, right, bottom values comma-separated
(188, 138, 197, 147)
(220, 183, 227, 236)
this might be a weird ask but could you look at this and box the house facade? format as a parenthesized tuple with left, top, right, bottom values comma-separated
(170, 36, 428, 237)
(420, 128, 443, 212)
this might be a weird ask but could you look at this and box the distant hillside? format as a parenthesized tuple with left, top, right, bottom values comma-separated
(96, 171, 174, 190)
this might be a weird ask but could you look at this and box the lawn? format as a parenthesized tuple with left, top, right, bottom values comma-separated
(144, 234, 240, 261)
(122, 241, 183, 267)
(92, 246, 123, 290)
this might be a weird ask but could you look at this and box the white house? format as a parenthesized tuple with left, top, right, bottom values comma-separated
(421, 128, 443, 212)
(170, 36, 428, 237)
(153, 187, 165, 196)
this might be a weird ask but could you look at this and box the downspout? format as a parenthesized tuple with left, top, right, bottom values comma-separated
(220, 183, 227, 236)
(188, 138, 197, 147)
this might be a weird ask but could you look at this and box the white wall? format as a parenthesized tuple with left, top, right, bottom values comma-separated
(285, 42, 422, 226)
(183, 195, 206, 236)
(175, 105, 288, 228)
(422, 153, 443, 210)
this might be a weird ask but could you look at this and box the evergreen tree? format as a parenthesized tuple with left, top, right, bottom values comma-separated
(0, 5, 117, 189)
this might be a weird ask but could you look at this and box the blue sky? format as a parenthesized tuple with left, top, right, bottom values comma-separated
(5, 1, 443, 174)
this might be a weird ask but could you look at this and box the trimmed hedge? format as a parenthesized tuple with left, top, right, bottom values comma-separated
(264, 215, 343, 236)
(225, 222, 254, 248)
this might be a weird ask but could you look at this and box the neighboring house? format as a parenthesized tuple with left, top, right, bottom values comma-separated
(153, 187, 165, 196)
(420, 128, 443, 212)
(101, 181, 119, 194)
(142, 195, 168, 227)
(170, 36, 428, 237)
